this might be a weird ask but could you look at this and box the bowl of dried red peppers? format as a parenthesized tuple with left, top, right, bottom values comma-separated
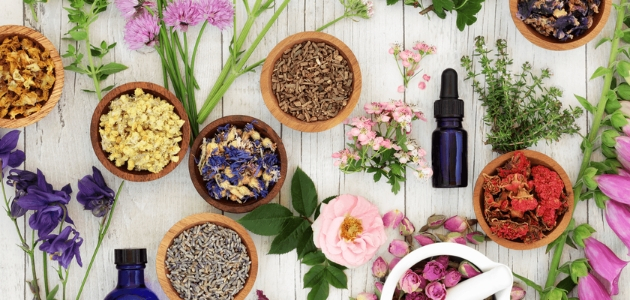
(472, 150, 574, 250)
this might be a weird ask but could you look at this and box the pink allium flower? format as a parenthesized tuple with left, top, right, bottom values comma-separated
(422, 260, 446, 281)
(399, 270, 422, 293)
(388, 239, 409, 257)
(424, 281, 446, 300)
(197, 0, 234, 30)
(312, 194, 386, 268)
(423, 74, 431, 81)
(124, 12, 160, 50)
(115, 0, 156, 20)
(382, 209, 404, 228)
(418, 81, 426, 90)
(163, 0, 204, 32)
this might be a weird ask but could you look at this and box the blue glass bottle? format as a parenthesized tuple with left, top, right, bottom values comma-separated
(432, 68, 468, 188)
(104, 248, 159, 300)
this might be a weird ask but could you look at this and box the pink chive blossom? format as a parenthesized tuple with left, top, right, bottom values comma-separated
(124, 12, 160, 50)
(163, 0, 204, 32)
(115, 0, 156, 20)
(196, 0, 234, 30)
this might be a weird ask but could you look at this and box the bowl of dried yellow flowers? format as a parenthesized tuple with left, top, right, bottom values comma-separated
(188, 115, 287, 213)
(0, 25, 63, 128)
(90, 82, 191, 182)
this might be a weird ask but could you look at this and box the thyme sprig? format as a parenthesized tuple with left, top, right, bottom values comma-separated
(461, 37, 583, 153)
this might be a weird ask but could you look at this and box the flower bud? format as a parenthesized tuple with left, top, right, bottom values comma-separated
(596, 174, 630, 205)
(423, 260, 446, 281)
(510, 285, 526, 300)
(615, 136, 630, 171)
(444, 215, 468, 232)
(425, 281, 446, 300)
(399, 217, 415, 236)
(413, 232, 436, 246)
(382, 209, 404, 228)
(444, 269, 462, 287)
(426, 214, 447, 229)
(389, 257, 401, 270)
(399, 270, 421, 293)
(356, 292, 377, 300)
(435, 255, 449, 268)
(374, 282, 383, 294)
(371, 257, 388, 278)
(388, 239, 410, 258)
(620, 101, 630, 117)
(446, 232, 466, 245)
(466, 231, 485, 245)
(458, 260, 482, 278)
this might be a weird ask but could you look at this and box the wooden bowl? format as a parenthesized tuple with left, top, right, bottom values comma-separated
(188, 115, 287, 213)
(156, 213, 258, 300)
(472, 150, 574, 250)
(260, 31, 362, 132)
(0, 25, 64, 128)
(90, 82, 191, 182)
(510, 0, 612, 51)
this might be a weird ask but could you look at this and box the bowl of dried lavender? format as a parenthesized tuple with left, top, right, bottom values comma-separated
(472, 150, 574, 250)
(510, 0, 612, 51)
(260, 31, 362, 132)
(188, 115, 287, 213)
(156, 213, 258, 300)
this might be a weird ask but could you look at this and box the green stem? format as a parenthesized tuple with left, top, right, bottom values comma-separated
(28, 3, 39, 22)
(62, 267, 69, 300)
(42, 251, 49, 295)
(75, 181, 125, 300)
(29, 231, 42, 300)
(316, 13, 347, 32)
(83, 20, 102, 100)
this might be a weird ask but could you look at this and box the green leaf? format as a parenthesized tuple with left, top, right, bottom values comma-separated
(595, 37, 612, 48)
(68, 30, 88, 41)
(570, 260, 589, 283)
(291, 167, 318, 217)
(386, 0, 400, 5)
(545, 236, 562, 254)
(591, 66, 612, 79)
(543, 288, 566, 300)
(99, 62, 128, 75)
(513, 272, 542, 293)
(617, 61, 630, 77)
(607, 94, 622, 113)
(64, 65, 87, 74)
(574, 95, 594, 114)
(601, 144, 617, 159)
(611, 111, 629, 129)
(324, 264, 347, 289)
(582, 167, 599, 190)
(46, 285, 59, 300)
(268, 217, 309, 254)
(565, 236, 577, 249)
(101, 85, 115, 92)
(297, 227, 317, 259)
(237, 203, 294, 236)
(81, 89, 96, 93)
(302, 251, 326, 266)
(594, 190, 609, 209)
(617, 83, 630, 100)
(572, 224, 596, 248)
(558, 262, 571, 274)
(307, 280, 329, 300)
(304, 265, 326, 288)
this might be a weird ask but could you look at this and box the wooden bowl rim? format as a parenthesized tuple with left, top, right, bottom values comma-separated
(0, 25, 64, 128)
(260, 31, 362, 132)
(90, 82, 191, 182)
(188, 115, 288, 213)
(156, 213, 258, 300)
(472, 149, 575, 250)
(509, 0, 612, 51)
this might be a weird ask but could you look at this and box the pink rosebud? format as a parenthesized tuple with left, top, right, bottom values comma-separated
(399, 270, 422, 293)
(510, 286, 526, 300)
(389, 239, 410, 258)
(458, 260, 481, 278)
(389, 257, 401, 270)
(615, 136, 630, 171)
(422, 74, 431, 82)
(443, 269, 462, 287)
(372, 257, 388, 278)
(398, 85, 406, 93)
(446, 232, 467, 245)
(407, 69, 415, 76)
(375, 282, 383, 293)
(413, 233, 436, 246)
(425, 214, 447, 229)
(466, 231, 485, 245)
(424, 281, 446, 300)
(584, 237, 629, 295)
(444, 216, 468, 232)
(356, 292, 378, 300)
(578, 273, 612, 300)
(404, 292, 427, 300)
(434, 255, 449, 268)
(422, 260, 446, 281)
(399, 217, 415, 236)
(605, 200, 630, 255)
(418, 81, 426, 90)
(383, 209, 404, 228)
(596, 175, 630, 205)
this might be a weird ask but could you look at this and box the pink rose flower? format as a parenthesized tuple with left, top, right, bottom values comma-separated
(425, 281, 446, 300)
(422, 260, 446, 281)
(312, 194, 386, 268)
(444, 215, 468, 232)
(405, 292, 428, 300)
(399, 270, 422, 293)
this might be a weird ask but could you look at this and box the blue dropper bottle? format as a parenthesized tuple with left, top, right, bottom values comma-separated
(104, 248, 159, 300)
(432, 68, 468, 188)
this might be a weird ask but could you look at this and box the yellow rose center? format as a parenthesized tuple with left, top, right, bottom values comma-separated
(340, 215, 363, 241)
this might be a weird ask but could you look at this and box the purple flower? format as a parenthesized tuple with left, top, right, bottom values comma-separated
(424, 281, 446, 300)
(458, 260, 481, 278)
(584, 237, 628, 295)
(388, 239, 409, 257)
(413, 233, 436, 246)
(605, 200, 630, 255)
(443, 269, 461, 287)
(196, 0, 233, 30)
(7, 169, 37, 191)
(382, 209, 404, 228)
(618, 168, 630, 177)
(163, 0, 204, 32)
(39, 226, 83, 269)
(422, 260, 446, 281)
(596, 174, 630, 204)
(9, 199, 27, 218)
(615, 136, 630, 171)
(77, 166, 115, 217)
(0, 130, 25, 175)
(405, 292, 428, 300)
(256, 290, 269, 300)
(578, 273, 612, 300)
(510, 285, 526, 300)
(124, 11, 160, 50)
(371, 256, 388, 278)
(399, 269, 421, 293)
(444, 215, 467, 232)
(114, 0, 156, 20)
(399, 217, 415, 236)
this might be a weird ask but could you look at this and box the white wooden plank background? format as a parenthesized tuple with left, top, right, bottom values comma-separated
(0, 0, 626, 299)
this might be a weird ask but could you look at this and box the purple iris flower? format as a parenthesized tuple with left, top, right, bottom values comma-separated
(0, 130, 25, 175)
(39, 226, 83, 269)
(77, 167, 115, 217)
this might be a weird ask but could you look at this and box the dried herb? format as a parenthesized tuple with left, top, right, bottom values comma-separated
(461, 37, 583, 153)
(516, 0, 601, 41)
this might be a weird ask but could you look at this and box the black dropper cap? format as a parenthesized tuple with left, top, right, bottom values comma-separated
(114, 248, 147, 266)
(434, 68, 464, 118)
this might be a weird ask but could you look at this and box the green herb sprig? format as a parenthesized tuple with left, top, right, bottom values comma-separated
(386, 0, 485, 31)
(460, 37, 583, 153)
(63, 0, 128, 100)
(23, 0, 47, 22)
(238, 167, 346, 300)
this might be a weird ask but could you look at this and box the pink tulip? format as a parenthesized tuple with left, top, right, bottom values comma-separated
(596, 174, 630, 205)
(414, 233, 436, 246)
(399, 217, 415, 236)
(372, 256, 388, 278)
(399, 269, 422, 293)
(510, 286, 526, 300)
(444, 215, 467, 232)
(615, 136, 630, 171)
(578, 273, 612, 300)
(389, 239, 410, 258)
(584, 237, 628, 295)
(356, 292, 378, 300)
(605, 200, 630, 255)
(383, 209, 404, 228)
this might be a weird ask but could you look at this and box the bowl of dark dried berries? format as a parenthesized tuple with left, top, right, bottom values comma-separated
(472, 150, 574, 250)
(510, 0, 611, 50)
(156, 213, 258, 300)
(188, 115, 288, 213)
(260, 31, 362, 132)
